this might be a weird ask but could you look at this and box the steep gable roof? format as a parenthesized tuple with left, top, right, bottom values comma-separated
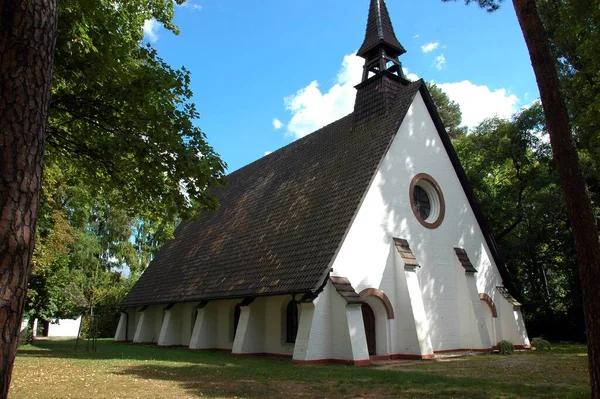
(357, 0, 406, 58)
(122, 80, 423, 307)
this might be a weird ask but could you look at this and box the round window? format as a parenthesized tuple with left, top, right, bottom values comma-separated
(409, 173, 445, 229)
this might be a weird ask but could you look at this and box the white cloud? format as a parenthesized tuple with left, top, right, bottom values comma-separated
(421, 42, 440, 53)
(437, 80, 520, 128)
(284, 53, 363, 138)
(283, 54, 424, 138)
(272, 118, 283, 130)
(264, 151, 272, 156)
(402, 68, 420, 82)
(413, 34, 420, 39)
(282, 54, 519, 138)
(177, 1, 203, 10)
(434, 54, 446, 70)
(143, 19, 160, 42)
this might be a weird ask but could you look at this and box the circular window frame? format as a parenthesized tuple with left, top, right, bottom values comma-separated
(409, 173, 445, 229)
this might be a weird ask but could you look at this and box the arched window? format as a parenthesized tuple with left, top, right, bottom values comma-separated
(233, 304, 241, 340)
(286, 300, 299, 343)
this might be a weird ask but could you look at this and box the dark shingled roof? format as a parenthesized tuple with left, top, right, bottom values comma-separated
(454, 248, 478, 273)
(393, 238, 419, 268)
(121, 78, 423, 307)
(497, 286, 522, 308)
(357, 0, 406, 58)
(330, 277, 364, 305)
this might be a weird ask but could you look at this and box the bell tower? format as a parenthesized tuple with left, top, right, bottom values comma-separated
(357, 0, 408, 83)
(354, 0, 411, 122)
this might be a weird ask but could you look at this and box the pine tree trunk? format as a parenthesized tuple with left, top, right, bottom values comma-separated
(512, 0, 600, 396)
(0, 1, 57, 397)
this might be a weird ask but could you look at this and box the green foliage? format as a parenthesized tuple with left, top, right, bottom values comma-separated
(28, 1, 223, 333)
(441, 0, 504, 13)
(48, 0, 225, 222)
(498, 340, 515, 355)
(81, 275, 138, 338)
(538, 0, 600, 212)
(427, 83, 468, 139)
(532, 338, 552, 351)
(454, 104, 584, 340)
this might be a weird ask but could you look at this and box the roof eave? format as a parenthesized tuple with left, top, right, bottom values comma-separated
(357, 39, 406, 59)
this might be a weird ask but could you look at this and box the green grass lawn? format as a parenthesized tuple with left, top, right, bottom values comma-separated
(11, 339, 590, 398)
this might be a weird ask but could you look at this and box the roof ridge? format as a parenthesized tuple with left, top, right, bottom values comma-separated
(225, 113, 354, 178)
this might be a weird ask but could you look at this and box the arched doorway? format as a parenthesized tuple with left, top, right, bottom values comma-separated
(359, 288, 394, 357)
(362, 303, 376, 356)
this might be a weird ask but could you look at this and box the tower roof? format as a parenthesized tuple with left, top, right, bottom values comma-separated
(357, 0, 406, 58)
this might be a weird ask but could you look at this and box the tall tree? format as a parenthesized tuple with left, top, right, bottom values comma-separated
(0, 1, 58, 396)
(456, 104, 584, 340)
(427, 83, 468, 139)
(445, 0, 600, 395)
(1, 0, 227, 396)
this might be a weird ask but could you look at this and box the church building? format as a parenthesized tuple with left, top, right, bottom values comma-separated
(116, 0, 530, 365)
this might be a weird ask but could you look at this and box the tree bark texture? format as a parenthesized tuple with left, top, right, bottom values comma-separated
(512, 0, 600, 396)
(0, 1, 57, 397)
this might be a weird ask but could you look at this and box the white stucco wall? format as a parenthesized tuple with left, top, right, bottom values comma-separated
(133, 305, 163, 343)
(494, 291, 530, 347)
(331, 91, 528, 352)
(292, 281, 369, 363)
(47, 317, 81, 338)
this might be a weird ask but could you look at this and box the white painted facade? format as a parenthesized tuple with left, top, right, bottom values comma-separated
(115, 92, 530, 363)
(30, 317, 82, 339)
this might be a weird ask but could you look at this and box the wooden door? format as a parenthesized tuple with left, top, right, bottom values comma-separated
(362, 303, 376, 356)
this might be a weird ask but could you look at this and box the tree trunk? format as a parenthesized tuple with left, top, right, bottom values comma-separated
(0, 1, 57, 397)
(512, 0, 600, 396)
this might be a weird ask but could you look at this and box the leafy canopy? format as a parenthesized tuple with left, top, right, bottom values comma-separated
(27, 0, 224, 330)
(48, 0, 225, 222)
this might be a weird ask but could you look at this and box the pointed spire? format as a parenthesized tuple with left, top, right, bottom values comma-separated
(356, 0, 407, 83)
(353, 0, 410, 122)
(357, 0, 406, 59)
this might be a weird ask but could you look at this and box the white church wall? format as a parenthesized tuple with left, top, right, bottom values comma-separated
(134, 305, 162, 343)
(331, 90, 523, 353)
(46, 317, 81, 338)
(263, 295, 296, 356)
(293, 281, 369, 363)
(180, 302, 197, 346)
(388, 249, 432, 357)
(293, 281, 341, 362)
(131, 309, 140, 340)
(233, 298, 265, 354)
(494, 292, 530, 347)
(114, 313, 127, 341)
(190, 302, 217, 349)
(481, 302, 497, 346)
(292, 302, 316, 361)
(456, 266, 474, 349)
(158, 302, 196, 346)
(216, 300, 238, 350)
(158, 307, 180, 346)
(329, 283, 353, 360)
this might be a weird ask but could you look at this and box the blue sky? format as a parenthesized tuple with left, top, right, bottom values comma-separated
(144, 0, 539, 173)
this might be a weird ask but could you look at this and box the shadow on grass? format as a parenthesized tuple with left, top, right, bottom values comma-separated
(18, 339, 589, 398)
(112, 362, 582, 399)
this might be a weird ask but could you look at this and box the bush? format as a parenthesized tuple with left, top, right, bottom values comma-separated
(532, 337, 552, 351)
(498, 340, 514, 355)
